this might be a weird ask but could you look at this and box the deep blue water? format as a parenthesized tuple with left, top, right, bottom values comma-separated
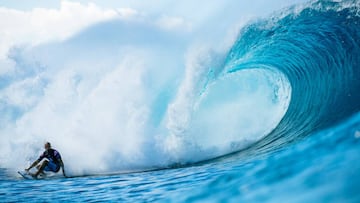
(1, 0, 360, 202)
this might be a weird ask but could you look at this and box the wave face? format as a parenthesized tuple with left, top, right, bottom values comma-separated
(224, 0, 360, 152)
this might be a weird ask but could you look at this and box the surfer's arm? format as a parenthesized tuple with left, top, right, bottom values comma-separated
(25, 160, 39, 171)
(59, 159, 66, 177)
(26, 152, 45, 171)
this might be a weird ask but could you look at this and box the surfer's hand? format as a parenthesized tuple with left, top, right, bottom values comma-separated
(62, 169, 67, 177)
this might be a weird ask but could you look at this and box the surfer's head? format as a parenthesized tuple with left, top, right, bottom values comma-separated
(44, 142, 51, 150)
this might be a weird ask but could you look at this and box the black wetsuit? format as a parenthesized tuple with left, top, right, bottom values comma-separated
(37, 148, 62, 172)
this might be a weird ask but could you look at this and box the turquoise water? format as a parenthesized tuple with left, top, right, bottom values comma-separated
(1, 113, 360, 202)
(1, 0, 360, 202)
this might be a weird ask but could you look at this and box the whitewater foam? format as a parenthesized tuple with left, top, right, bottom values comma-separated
(5, 0, 345, 176)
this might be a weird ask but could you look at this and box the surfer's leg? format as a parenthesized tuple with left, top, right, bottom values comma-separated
(33, 160, 49, 178)
(35, 165, 45, 175)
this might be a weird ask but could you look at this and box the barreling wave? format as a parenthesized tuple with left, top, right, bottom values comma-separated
(223, 0, 360, 153)
(1, 0, 360, 174)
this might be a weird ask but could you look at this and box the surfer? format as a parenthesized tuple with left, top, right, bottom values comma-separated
(25, 142, 66, 178)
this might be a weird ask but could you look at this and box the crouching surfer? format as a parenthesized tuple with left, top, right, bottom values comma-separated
(25, 142, 66, 178)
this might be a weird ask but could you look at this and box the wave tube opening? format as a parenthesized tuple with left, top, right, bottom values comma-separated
(171, 68, 291, 162)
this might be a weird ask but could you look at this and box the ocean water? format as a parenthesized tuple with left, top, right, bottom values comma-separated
(1, 0, 360, 202)
(1, 113, 360, 202)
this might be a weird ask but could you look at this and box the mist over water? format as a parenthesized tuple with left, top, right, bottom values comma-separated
(0, 1, 298, 175)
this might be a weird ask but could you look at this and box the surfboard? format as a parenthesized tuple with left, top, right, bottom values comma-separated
(18, 170, 66, 179)
(17, 171, 35, 179)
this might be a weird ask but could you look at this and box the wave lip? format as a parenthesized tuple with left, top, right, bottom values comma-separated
(225, 0, 360, 150)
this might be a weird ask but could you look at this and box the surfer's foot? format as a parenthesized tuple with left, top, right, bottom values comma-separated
(31, 173, 38, 179)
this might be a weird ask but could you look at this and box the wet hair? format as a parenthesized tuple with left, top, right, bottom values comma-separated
(45, 142, 51, 148)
